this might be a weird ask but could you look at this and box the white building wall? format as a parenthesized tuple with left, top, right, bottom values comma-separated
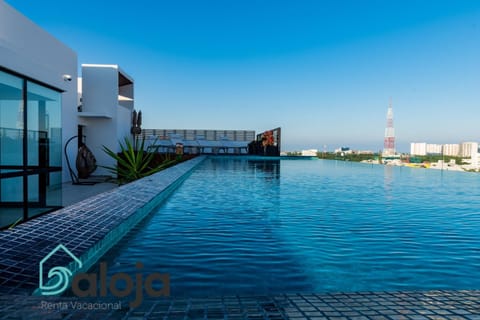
(426, 144, 442, 154)
(460, 142, 479, 158)
(410, 142, 426, 156)
(471, 152, 479, 169)
(119, 83, 134, 110)
(442, 144, 459, 156)
(301, 149, 318, 156)
(0, 1, 77, 182)
(81, 66, 118, 117)
(117, 106, 132, 144)
(79, 65, 133, 176)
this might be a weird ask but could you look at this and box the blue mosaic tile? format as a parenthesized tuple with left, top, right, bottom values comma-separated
(0, 156, 206, 295)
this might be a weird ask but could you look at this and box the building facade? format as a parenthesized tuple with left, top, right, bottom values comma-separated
(460, 142, 479, 158)
(0, 2, 134, 228)
(410, 142, 445, 156)
(410, 142, 427, 156)
(0, 1, 77, 228)
(77, 64, 134, 176)
(301, 149, 318, 156)
(442, 144, 460, 157)
(426, 144, 442, 155)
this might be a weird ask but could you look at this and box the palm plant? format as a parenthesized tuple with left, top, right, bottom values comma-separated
(102, 137, 175, 184)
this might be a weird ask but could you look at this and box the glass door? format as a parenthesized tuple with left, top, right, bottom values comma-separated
(0, 70, 62, 229)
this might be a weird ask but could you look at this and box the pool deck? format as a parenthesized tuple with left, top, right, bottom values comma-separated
(0, 155, 479, 318)
(1, 290, 479, 319)
(61, 180, 118, 207)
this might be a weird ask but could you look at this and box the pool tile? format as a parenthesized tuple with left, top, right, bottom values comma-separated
(0, 157, 206, 296)
(0, 291, 479, 319)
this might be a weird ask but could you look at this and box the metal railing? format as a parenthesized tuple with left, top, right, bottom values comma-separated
(141, 129, 255, 142)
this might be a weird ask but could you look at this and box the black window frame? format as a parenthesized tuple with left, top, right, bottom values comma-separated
(0, 66, 64, 228)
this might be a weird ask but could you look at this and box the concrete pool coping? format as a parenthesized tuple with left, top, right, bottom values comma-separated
(0, 156, 207, 295)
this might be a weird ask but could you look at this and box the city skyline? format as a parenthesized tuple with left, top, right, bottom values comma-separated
(5, 0, 480, 152)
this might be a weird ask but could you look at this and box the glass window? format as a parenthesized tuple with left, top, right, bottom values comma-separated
(46, 171, 62, 206)
(0, 71, 24, 228)
(0, 71, 23, 167)
(0, 70, 63, 228)
(0, 175, 23, 202)
(0, 177, 24, 228)
(26, 81, 62, 219)
(27, 81, 62, 167)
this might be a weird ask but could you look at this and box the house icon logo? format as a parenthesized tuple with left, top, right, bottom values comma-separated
(39, 244, 82, 296)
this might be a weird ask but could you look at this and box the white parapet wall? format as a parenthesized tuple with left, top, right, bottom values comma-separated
(0, 1, 78, 183)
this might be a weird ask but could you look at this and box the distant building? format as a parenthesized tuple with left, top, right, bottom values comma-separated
(301, 149, 318, 156)
(471, 152, 479, 169)
(356, 150, 374, 155)
(460, 142, 479, 157)
(426, 144, 442, 155)
(411, 142, 462, 156)
(334, 147, 352, 154)
(410, 142, 480, 158)
(442, 144, 460, 156)
(410, 142, 427, 156)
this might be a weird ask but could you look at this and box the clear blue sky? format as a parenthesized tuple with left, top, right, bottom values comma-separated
(6, 0, 480, 152)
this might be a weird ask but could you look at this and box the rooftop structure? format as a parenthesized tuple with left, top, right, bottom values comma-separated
(142, 129, 255, 154)
(0, 2, 134, 228)
(0, 1, 77, 228)
(77, 64, 134, 176)
(252, 127, 281, 156)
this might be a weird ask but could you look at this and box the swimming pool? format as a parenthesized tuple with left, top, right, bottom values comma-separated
(97, 157, 480, 297)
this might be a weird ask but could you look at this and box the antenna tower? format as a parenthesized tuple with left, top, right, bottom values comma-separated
(383, 98, 395, 156)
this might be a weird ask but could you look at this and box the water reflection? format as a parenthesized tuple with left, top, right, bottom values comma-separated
(87, 158, 480, 296)
(247, 160, 281, 225)
(248, 159, 280, 180)
(384, 165, 394, 203)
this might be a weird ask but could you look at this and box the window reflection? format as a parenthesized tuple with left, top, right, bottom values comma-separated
(0, 70, 62, 228)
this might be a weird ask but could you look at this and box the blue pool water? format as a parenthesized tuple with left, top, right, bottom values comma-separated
(99, 157, 480, 296)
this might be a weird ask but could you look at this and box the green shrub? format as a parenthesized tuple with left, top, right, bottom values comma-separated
(102, 137, 176, 184)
